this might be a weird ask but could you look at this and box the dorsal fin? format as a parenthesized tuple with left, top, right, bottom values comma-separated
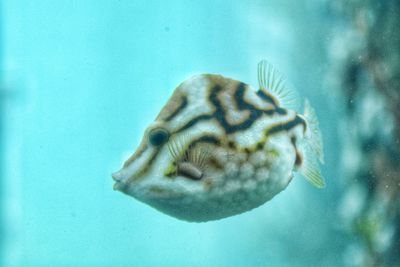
(303, 99, 324, 164)
(257, 60, 299, 111)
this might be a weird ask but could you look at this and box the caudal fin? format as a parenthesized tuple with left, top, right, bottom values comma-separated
(299, 99, 325, 188)
(303, 99, 324, 164)
(300, 143, 325, 188)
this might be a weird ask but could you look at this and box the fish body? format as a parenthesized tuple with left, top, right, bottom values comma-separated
(112, 60, 324, 222)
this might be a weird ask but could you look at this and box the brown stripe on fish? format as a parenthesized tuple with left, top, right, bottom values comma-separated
(219, 82, 289, 132)
(233, 82, 264, 123)
(164, 95, 189, 122)
(128, 148, 160, 180)
(229, 114, 306, 162)
(187, 135, 221, 147)
(255, 87, 288, 115)
(172, 79, 228, 134)
(232, 115, 296, 155)
(172, 77, 291, 137)
(220, 82, 252, 126)
(123, 143, 148, 168)
(291, 136, 303, 167)
(267, 115, 306, 135)
(209, 83, 263, 134)
(275, 107, 288, 115)
(256, 89, 279, 106)
(173, 114, 214, 133)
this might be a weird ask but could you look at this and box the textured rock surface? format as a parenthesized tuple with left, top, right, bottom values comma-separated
(328, 1, 400, 266)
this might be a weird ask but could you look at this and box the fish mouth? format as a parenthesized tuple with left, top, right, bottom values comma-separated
(112, 168, 145, 192)
(113, 181, 126, 191)
(112, 171, 129, 191)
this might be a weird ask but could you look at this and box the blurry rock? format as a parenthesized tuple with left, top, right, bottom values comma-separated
(328, 0, 400, 266)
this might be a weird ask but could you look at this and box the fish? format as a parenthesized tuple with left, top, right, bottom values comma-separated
(112, 60, 325, 222)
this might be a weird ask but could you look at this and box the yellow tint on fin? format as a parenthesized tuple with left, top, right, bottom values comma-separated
(257, 60, 300, 111)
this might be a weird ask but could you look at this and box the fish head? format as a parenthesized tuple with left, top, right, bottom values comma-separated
(112, 75, 233, 221)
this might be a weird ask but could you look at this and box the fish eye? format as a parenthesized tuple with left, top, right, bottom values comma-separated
(148, 128, 170, 147)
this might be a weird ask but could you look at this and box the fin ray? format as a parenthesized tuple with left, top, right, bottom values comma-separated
(299, 143, 325, 188)
(303, 99, 324, 164)
(257, 60, 300, 111)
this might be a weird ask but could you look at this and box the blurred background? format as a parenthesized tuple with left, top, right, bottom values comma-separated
(1, 0, 399, 266)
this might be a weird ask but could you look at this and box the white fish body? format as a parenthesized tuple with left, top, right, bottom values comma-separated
(112, 60, 324, 222)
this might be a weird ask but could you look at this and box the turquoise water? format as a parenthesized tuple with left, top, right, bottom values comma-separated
(2, 1, 344, 266)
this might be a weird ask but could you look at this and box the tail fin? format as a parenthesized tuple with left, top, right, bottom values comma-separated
(303, 99, 324, 164)
(298, 99, 325, 188)
(300, 143, 325, 188)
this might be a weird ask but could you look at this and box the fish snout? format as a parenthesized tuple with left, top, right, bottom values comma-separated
(112, 170, 129, 191)
(112, 170, 124, 182)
